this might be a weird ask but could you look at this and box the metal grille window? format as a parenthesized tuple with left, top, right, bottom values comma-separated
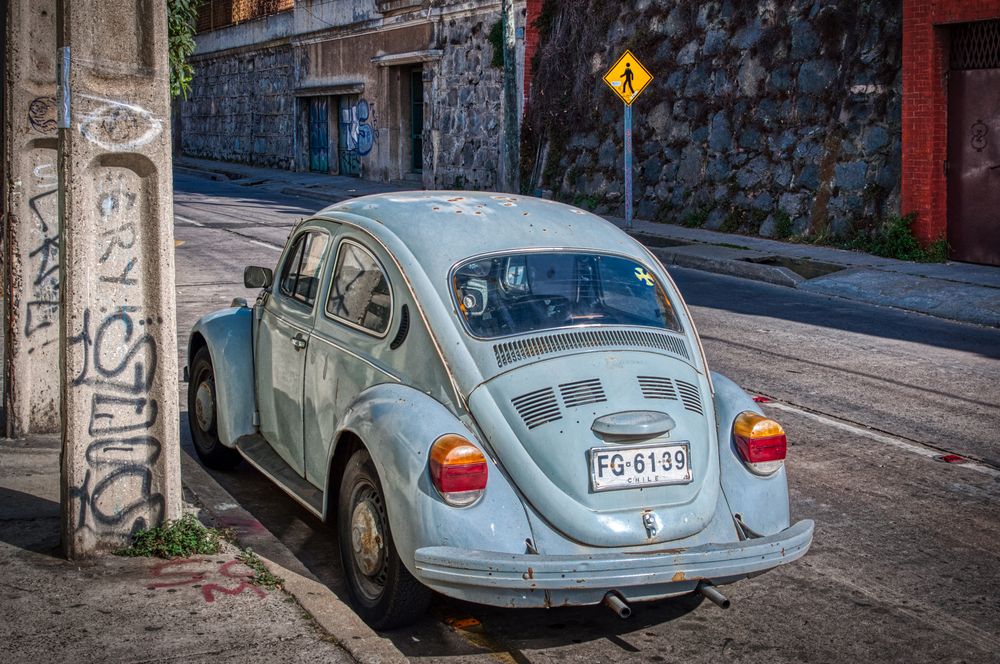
(196, 0, 293, 33)
(951, 19, 1000, 70)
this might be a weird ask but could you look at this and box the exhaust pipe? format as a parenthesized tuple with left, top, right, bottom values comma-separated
(697, 582, 731, 609)
(602, 591, 632, 619)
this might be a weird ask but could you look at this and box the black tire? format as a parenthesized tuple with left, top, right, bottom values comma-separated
(338, 448, 431, 630)
(187, 346, 242, 471)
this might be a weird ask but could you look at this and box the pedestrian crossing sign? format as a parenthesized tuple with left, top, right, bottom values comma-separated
(602, 50, 652, 105)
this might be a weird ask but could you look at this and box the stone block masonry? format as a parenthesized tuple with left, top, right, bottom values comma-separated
(430, 12, 506, 191)
(181, 45, 296, 169)
(522, 0, 904, 240)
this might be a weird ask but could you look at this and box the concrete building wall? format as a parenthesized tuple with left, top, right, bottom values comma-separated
(178, 0, 518, 187)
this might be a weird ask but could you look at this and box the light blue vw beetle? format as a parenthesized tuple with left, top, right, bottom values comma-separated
(186, 192, 814, 629)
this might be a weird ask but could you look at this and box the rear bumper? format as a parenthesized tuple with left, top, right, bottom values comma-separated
(414, 519, 814, 608)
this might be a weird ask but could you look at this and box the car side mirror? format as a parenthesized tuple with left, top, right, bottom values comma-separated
(244, 266, 273, 289)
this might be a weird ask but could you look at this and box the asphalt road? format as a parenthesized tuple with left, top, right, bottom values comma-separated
(173, 171, 1000, 663)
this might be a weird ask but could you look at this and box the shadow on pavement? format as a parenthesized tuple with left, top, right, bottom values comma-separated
(179, 408, 706, 658)
(672, 268, 1000, 360)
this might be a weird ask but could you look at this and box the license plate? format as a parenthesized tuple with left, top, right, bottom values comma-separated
(590, 442, 692, 492)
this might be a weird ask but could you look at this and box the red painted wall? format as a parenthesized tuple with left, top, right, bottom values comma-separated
(523, 0, 543, 113)
(902, 0, 1000, 244)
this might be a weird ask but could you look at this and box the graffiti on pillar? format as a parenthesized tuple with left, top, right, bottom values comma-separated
(68, 168, 165, 542)
(78, 95, 163, 151)
(24, 158, 60, 352)
(28, 96, 57, 134)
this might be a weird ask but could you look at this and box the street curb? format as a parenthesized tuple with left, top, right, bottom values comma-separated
(647, 246, 804, 288)
(279, 186, 350, 204)
(179, 452, 408, 664)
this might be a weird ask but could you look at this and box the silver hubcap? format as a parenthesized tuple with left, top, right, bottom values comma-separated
(350, 499, 384, 577)
(194, 381, 215, 432)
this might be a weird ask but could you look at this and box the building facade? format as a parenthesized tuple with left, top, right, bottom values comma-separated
(179, 0, 526, 189)
(179, 0, 1000, 266)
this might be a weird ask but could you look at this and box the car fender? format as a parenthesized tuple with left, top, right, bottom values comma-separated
(188, 306, 256, 447)
(712, 372, 790, 536)
(330, 383, 532, 575)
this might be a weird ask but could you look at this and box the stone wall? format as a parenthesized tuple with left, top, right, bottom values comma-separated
(429, 11, 505, 190)
(522, 0, 903, 239)
(180, 44, 295, 169)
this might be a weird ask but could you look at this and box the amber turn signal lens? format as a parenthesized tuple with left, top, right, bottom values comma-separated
(733, 411, 787, 475)
(429, 435, 488, 506)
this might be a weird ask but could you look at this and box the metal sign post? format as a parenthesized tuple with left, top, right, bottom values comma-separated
(624, 103, 633, 228)
(601, 50, 652, 231)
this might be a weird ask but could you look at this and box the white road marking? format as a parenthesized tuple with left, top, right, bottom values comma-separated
(249, 239, 282, 252)
(174, 214, 205, 227)
(175, 214, 282, 251)
(764, 400, 1000, 477)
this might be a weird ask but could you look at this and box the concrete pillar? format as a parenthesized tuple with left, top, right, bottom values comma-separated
(58, 0, 181, 556)
(3, 0, 61, 438)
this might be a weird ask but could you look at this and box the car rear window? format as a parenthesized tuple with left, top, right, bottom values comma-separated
(452, 252, 682, 339)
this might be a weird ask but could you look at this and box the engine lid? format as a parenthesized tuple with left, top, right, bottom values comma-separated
(469, 350, 720, 547)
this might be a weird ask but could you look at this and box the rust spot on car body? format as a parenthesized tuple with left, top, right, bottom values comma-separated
(623, 547, 686, 555)
(525, 567, 534, 580)
(672, 571, 686, 582)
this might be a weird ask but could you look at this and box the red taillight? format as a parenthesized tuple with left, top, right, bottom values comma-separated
(429, 435, 488, 506)
(733, 412, 787, 475)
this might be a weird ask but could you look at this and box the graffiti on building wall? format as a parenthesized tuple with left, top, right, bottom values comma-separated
(68, 166, 165, 543)
(338, 97, 376, 175)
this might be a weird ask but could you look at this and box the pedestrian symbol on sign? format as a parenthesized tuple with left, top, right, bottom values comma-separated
(602, 50, 652, 105)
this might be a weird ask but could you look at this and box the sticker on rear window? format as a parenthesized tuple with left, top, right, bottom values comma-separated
(634, 267, 655, 286)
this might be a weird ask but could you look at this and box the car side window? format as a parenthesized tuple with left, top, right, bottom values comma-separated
(326, 241, 393, 336)
(278, 231, 328, 307)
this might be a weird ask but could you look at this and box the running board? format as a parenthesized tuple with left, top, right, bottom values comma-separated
(235, 434, 324, 519)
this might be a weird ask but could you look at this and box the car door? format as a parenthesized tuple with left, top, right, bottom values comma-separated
(256, 228, 330, 475)
(303, 236, 397, 488)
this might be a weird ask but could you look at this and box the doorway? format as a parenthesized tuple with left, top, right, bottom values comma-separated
(410, 69, 424, 173)
(947, 19, 1000, 266)
(308, 97, 330, 173)
(338, 94, 361, 177)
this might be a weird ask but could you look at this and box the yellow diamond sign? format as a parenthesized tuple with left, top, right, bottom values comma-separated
(603, 50, 653, 105)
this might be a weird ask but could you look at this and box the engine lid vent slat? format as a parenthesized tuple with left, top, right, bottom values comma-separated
(674, 379, 704, 415)
(638, 375, 678, 401)
(511, 387, 562, 429)
(559, 379, 607, 408)
(494, 329, 690, 368)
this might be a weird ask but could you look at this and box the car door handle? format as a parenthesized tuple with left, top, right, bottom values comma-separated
(291, 334, 308, 350)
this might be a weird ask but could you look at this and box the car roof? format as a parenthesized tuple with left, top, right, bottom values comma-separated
(313, 191, 651, 274)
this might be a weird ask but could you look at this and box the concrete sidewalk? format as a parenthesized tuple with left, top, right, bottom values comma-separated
(0, 434, 402, 664)
(175, 157, 1000, 328)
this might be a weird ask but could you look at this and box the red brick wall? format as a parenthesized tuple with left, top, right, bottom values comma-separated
(523, 0, 544, 114)
(902, 0, 1000, 244)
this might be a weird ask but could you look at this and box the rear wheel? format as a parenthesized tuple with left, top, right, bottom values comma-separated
(188, 346, 242, 471)
(338, 448, 431, 630)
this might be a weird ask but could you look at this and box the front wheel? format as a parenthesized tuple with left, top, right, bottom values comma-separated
(338, 448, 431, 630)
(187, 346, 242, 471)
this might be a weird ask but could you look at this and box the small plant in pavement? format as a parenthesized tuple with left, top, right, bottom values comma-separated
(238, 548, 284, 590)
(116, 512, 235, 558)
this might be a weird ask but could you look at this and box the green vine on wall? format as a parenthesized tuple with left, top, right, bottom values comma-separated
(168, 0, 202, 98)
